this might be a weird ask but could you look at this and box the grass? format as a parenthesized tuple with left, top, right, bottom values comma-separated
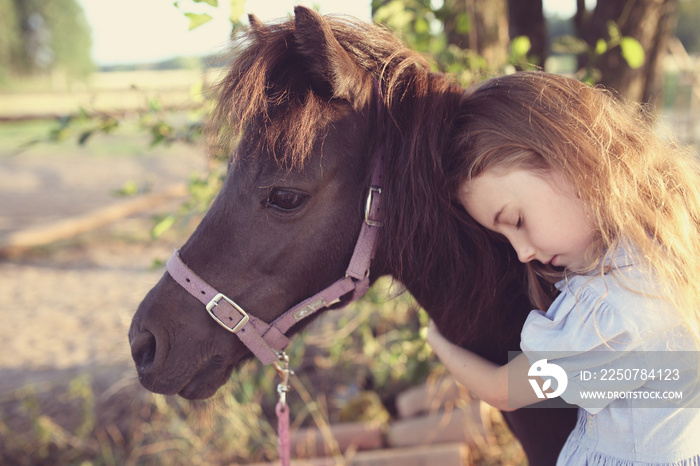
(0, 278, 525, 465)
(0, 119, 62, 152)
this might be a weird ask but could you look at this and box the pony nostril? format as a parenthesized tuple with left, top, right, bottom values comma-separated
(131, 329, 157, 373)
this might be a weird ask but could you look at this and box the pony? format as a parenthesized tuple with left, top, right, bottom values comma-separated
(129, 6, 575, 464)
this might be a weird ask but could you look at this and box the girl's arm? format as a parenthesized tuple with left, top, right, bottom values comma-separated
(426, 320, 543, 411)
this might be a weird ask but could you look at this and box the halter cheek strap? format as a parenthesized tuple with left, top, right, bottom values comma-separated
(165, 159, 383, 365)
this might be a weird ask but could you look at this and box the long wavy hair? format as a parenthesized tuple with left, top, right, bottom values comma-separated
(446, 71, 700, 341)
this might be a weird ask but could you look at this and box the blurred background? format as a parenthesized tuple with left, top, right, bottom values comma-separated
(1, 0, 699, 464)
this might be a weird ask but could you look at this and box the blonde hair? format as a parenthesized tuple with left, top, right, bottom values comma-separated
(447, 71, 700, 341)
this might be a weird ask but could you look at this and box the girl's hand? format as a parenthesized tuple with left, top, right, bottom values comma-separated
(425, 319, 537, 411)
(425, 319, 440, 346)
(426, 319, 453, 361)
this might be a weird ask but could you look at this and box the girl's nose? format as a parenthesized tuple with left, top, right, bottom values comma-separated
(512, 238, 537, 263)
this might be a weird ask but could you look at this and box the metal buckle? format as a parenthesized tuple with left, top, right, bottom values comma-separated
(364, 186, 383, 227)
(274, 351, 294, 410)
(206, 293, 249, 333)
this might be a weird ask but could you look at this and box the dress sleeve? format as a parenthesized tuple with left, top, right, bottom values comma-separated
(520, 279, 649, 414)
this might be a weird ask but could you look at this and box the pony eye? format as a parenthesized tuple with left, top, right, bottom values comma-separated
(267, 189, 307, 211)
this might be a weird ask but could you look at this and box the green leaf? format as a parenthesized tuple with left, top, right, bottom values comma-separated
(49, 127, 70, 142)
(510, 35, 531, 58)
(184, 12, 213, 30)
(150, 122, 173, 146)
(148, 96, 162, 112)
(113, 180, 140, 197)
(99, 117, 119, 133)
(374, 1, 414, 31)
(414, 16, 429, 34)
(229, 0, 245, 23)
(193, 0, 218, 5)
(151, 258, 165, 270)
(77, 107, 89, 121)
(620, 37, 645, 69)
(455, 12, 471, 35)
(607, 21, 621, 44)
(152, 215, 177, 238)
(594, 38, 607, 55)
(78, 130, 94, 145)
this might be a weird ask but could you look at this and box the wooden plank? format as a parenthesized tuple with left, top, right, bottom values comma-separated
(0, 184, 187, 257)
(292, 421, 385, 457)
(395, 375, 463, 419)
(248, 442, 470, 466)
(387, 404, 486, 450)
(348, 442, 470, 466)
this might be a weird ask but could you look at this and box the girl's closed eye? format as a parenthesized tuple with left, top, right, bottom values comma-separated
(515, 216, 523, 230)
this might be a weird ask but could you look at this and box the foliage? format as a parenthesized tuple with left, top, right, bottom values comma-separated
(1, 279, 522, 465)
(372, 0, 648, 87)
(151, 168, 225, 239)
(552, 21, 645, 84)
(372, 0, 535, 84)
(373, 0, 447, 60)
(0, 0, 94, 85)
(14, 84, 208, 158)
(173, 0, 246, 32)
(0, 371, 277, 465)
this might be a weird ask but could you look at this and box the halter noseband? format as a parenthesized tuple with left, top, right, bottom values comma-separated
(165, 137, 384, 366)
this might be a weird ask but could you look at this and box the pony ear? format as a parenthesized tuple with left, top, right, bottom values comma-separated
(293, 6, 372, 110)
(248, 14, 264, 32)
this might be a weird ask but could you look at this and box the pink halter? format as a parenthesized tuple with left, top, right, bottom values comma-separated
(165, 157, 383, 364)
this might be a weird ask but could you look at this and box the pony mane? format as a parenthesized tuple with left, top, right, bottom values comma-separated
(208, 12, 526, 347)
(209, 15, 427, 168)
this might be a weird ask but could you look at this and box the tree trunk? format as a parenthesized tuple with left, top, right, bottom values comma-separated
(445, 0, 510, 71)
(507, 0, 547, 68)
(578, 0, 679, 106)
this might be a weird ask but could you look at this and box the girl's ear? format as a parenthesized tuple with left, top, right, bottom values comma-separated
(292, 6, 372, 111)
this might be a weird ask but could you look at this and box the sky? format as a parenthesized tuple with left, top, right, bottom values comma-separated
(78, 0, 372, 65)
(78, 0, 583, 66)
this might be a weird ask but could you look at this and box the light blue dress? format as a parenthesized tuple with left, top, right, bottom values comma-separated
(520, 248, 700, 465)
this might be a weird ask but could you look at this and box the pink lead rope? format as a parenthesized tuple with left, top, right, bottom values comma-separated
(275, 353, 293, 466)
(276, 401, 290, 466)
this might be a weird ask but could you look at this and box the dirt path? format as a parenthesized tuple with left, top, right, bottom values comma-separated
(0, 137, 206, 394)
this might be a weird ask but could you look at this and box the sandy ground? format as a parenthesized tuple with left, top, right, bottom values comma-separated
(0, 136, 207, 395)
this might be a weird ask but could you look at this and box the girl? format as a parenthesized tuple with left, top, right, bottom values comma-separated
(428, 71, 700, 464)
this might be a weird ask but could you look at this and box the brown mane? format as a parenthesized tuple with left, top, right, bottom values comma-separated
(209, 15, 428, 165)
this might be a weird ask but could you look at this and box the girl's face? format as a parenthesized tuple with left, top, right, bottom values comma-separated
(459, 168, 596, 270)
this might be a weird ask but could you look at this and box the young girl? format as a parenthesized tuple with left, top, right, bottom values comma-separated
(428, 71, 700, 464)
